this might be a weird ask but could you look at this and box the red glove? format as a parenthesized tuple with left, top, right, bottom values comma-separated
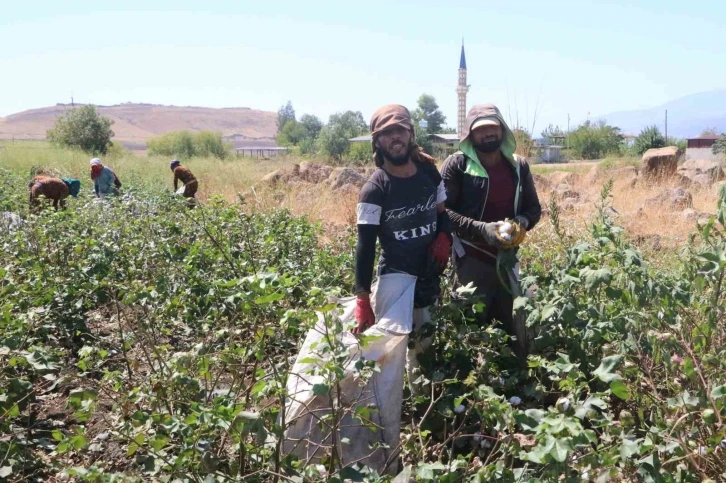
(428, 232, 452, 271)
(353, 296, 375, 335)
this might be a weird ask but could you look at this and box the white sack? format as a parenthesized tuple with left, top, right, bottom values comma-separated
(282, 273, 416, 475)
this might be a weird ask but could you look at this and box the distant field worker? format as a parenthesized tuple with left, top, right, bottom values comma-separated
(28, 176, 81, 211)
(90, 158, 121, 198)
(170, 160, 198, 198)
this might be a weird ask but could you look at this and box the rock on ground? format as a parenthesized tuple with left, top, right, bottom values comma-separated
(644, 187, 693, 210)
(549, 171, 576, 187)
(298, 162, 333, 183)
(641, 146, 682, 178)
(676, 159, 725, 187)
(586, 165, 600, 185)
(262, 170, 283, 184)
(532, 173, 551, 191)
(329, 167, 367, 190)
(336, 183, 360, 195)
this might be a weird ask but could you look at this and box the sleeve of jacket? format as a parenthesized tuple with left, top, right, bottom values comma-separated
(517, 160, 542, 230)
(441, 154, 483, 241)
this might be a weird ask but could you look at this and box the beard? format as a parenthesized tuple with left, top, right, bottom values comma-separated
(473, 138, 503, 153)
(379, 141, 413, 166)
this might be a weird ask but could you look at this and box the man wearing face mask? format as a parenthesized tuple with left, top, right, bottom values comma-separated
(354, 104, 452, 393)
(442, 104, 541, 359)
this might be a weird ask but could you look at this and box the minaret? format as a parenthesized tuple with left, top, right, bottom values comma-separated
(456, 40, 469, 138)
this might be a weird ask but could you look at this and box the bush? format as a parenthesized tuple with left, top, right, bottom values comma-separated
(345, 142, 373, 164)
(146, 130, 230, 159)
(105, 141, 133, 159)
(46, 105, 115, 155)
(298, 136, 316, 155)
(633, 125, 666, 155)
(568, 120, 623, 159)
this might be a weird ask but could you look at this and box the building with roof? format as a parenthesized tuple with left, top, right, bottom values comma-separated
(686, 136, 721, 162)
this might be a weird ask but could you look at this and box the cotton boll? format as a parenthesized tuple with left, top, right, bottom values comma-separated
(499, 222, 513, 234)
(509, 396, 521, 406)
(454, 404, 465, 414)
(501, 233, 512, 241)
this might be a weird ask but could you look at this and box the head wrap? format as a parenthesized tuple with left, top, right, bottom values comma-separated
(90, 158, 103, 180)
(170, 159, 181, 170)
(369, 104, 436, 167)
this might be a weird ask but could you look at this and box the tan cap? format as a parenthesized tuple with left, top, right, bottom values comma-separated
(471, 116, 501, 130)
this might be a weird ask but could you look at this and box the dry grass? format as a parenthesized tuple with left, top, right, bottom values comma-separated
(534, 167, 721, 262)
(3, 143, 721, 258)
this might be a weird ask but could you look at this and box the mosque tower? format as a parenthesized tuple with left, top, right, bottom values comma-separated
(456, 40, 469, 138)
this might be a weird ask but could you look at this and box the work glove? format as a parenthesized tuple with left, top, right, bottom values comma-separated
(473, 221, 507, 249)
(352, 296, 375, 335)
(513, 215, 530, 231)
(428, 232, 452, 272)
(507, 216, 529, 247)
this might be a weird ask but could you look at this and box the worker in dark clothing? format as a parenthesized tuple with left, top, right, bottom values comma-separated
(441, 104, 542, 359)
(170, 160, 199, 199)
(354, 104, 452, 394)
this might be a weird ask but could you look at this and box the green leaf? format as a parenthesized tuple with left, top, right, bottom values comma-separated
(70, 434, 88, 450)
(251, 379, 267, 396)
(610, 380, 631, 400)
(711, 385, 726, 399)
(312, 383, 330, 396)
(551, 438, 571, 462)
(593, 355, 623, 382)
(513, 296, 530, 311)
(253, 292, 284, 305)
(580, 267, 613, 290)
(620, 438, 641, 460)
(127, 442, 138, 456)
(150, 434, 169, 451)
(540, 304, 557, 321)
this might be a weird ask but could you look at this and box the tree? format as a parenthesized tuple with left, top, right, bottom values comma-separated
(701, 127, 719, 137)
(541, 124, 565, 143)
(412, 94, 446, 134)
(299, 114, 323, 140)
(512, 127, 534, 157)
(568, 120, 623, 160)
(633, 125, 666, 156)
(316, 110, 367, 161)
(147, 131, 230, 159)
(414, 124, 433, 155)
(277, 101, 296, 133)
(276, 120, 309, 146)
(46, 105, 114, 155)
(713, 134, 726, 159)
(328, 111, 366, 136)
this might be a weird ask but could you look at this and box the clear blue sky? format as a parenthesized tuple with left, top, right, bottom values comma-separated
(2, 0, 725, 134)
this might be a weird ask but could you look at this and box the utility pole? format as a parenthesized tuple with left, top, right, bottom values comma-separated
(665, 109, 668, 141)
(567, 113, 570, 149)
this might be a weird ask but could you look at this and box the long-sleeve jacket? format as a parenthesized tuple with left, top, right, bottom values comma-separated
(94, 167, 121, 197)
(441, 104, 542, 251)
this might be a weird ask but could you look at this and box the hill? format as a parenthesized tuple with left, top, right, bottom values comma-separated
(599, 89, 726, 138)
(0, 103, 278, 149)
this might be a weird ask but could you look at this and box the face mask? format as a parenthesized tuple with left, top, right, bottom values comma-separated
(474, 138, 503, 153)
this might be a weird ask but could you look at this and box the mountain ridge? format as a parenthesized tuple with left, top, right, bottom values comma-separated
(598, 89, 726, 138)
(0, 103, 278, 149)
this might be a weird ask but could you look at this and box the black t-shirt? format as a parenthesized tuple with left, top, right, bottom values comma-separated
(356, 162, 447, 300)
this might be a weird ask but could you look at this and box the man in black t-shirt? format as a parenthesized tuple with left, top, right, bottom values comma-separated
(354, 104, 452, 394)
